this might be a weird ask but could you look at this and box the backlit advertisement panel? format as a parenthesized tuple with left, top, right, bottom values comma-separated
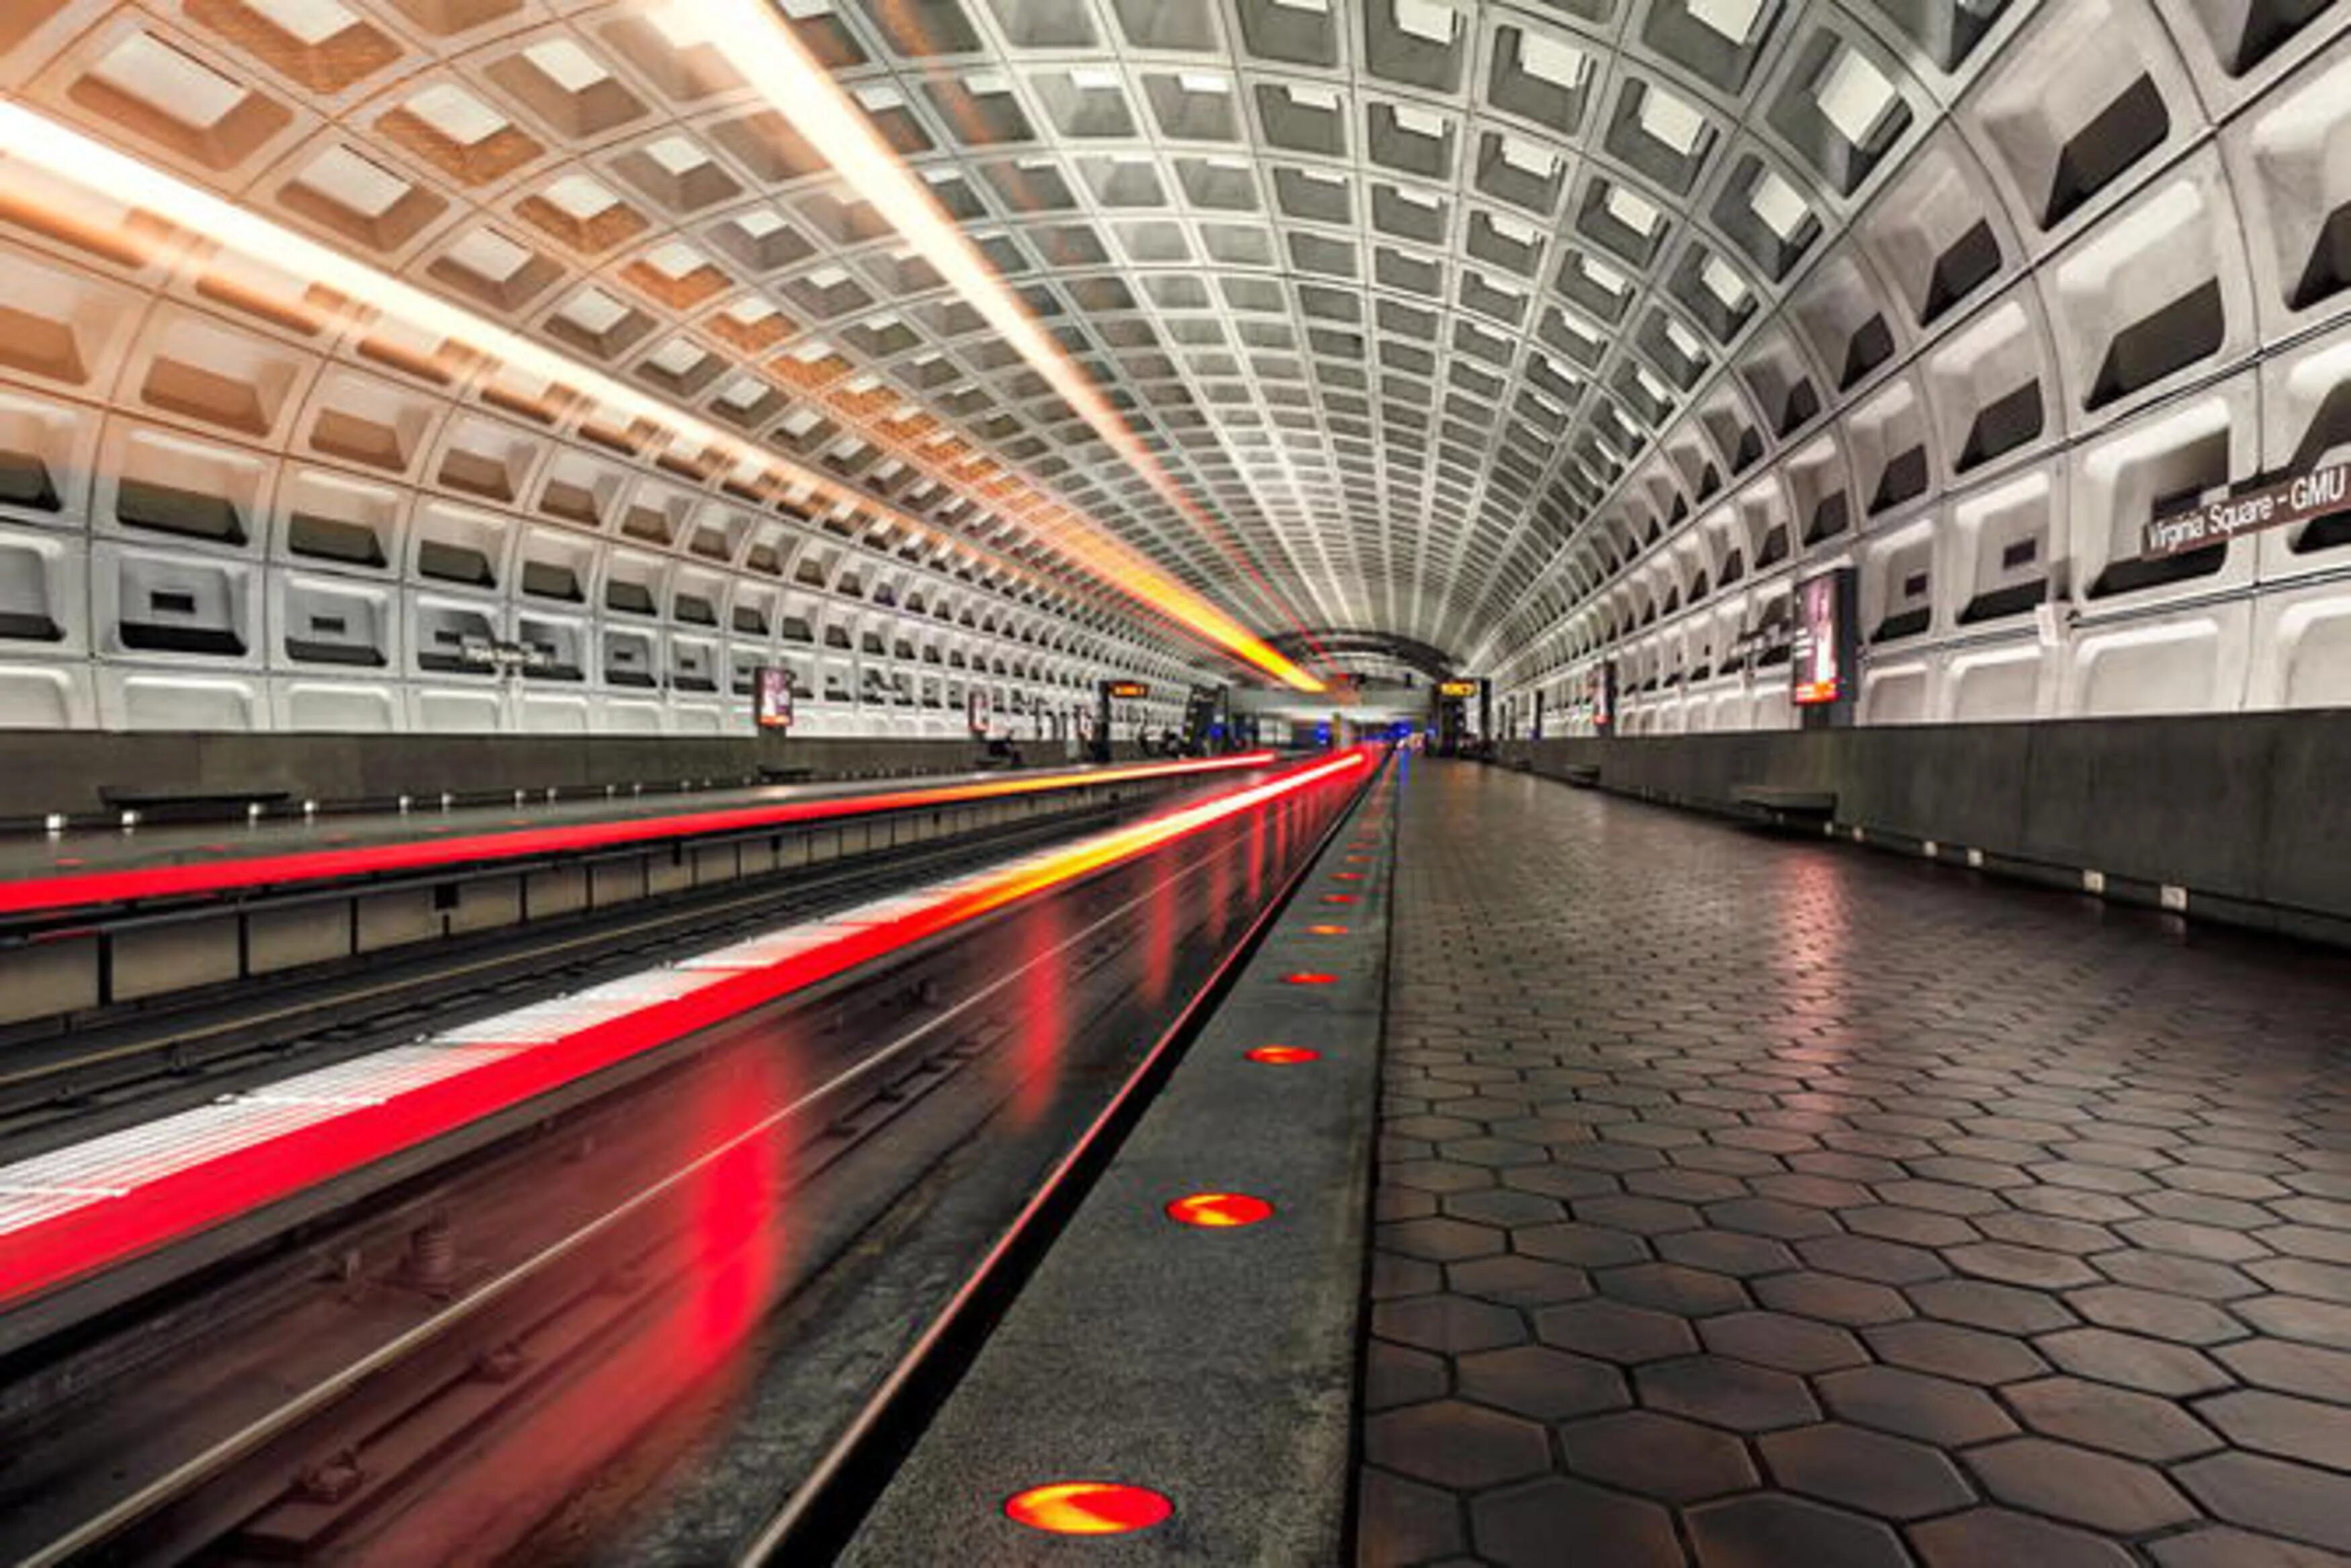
(1791, 569, 1855, 708)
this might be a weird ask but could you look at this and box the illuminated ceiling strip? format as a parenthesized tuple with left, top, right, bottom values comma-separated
(678, 1, 1327, 695)
(0, 749, 1370, 1304)
(0, 102, 1280, 685)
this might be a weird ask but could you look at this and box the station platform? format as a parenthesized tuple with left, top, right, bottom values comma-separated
(1358, 760, 2351, 1568)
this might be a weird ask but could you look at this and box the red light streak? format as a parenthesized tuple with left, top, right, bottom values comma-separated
(1245, 1047, 1321, 1065)
(0, 754, 1277, 919)
(0, 753, 1368, 1305)
(1282, 972, 1338, 986)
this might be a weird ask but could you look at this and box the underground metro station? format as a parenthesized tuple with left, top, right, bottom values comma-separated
(1, 0, 2348, 1563)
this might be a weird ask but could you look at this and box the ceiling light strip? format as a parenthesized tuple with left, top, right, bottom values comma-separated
(678, 0, 1326, 694)
(0, 99, 1298, 689)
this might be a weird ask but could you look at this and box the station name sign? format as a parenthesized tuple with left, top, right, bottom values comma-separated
(1436, 679, 1480, 698)
(2143, 461, 2348, 560)
(459, 637, 552, 672)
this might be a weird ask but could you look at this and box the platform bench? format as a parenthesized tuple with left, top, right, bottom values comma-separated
(1732, 784, 1837, 827)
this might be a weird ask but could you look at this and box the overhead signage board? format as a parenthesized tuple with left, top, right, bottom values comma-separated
(1437, 679, 1480, 699)
(1104, 680, 1149, 700)
(753, 665, 795, 731)
(1791, 567, 1856, 708)
(2143, 461, 2349, 559)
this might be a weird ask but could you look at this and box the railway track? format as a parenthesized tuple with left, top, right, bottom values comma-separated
(0, 790, 1147, 1150)
(0, 763, 1370, 1565)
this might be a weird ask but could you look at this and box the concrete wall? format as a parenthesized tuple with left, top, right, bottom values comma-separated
(0, 731, 1135, 824)
(1497, 713, 2351, 941)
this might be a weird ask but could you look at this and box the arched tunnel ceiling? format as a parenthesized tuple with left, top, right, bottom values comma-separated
(1268, 627, 1459, 680)
(2, 0, 2346, 700)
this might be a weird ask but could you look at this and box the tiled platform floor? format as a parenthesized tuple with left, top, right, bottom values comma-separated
(1358, 761, 2351, 1568)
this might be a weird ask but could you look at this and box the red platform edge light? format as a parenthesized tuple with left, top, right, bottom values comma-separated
(1165, 1192, 1275, 1228)
(1321, 894, 1357, 905)
(1307, 924, 1349, 935)
(0, 752, 1371, 1307)
(1004, 1481, 1173, 1536)
(0, 753, 1282, 919)
(1245, 1046, 1322, 1065)
(1284, 971, 1338, 986)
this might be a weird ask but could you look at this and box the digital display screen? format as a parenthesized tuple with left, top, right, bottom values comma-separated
(754, 665, 795, 731)
(1591, 661, 1615, 732)
(967, 686, 992, 735)
(1791, 569, 1853, 707)
(1104, 680, 1150, 700)
(1437, 679, 1480, 699)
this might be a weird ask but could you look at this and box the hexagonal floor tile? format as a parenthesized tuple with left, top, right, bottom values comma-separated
(1964, 1437, 2199, 1534)
(1358, 1467, 1465, 1568)
(1700, 1311, 1869, 1375)
(1911, 1508, 2137, 1568)
(1816, 1365, 2018, 1447)
(1364, 1401, 1554, 1492)
(1686, 1493, 1912, 1568)
(1595, 1261, 1753, 1316)
(1864, 1320, 2049, 1385)
(1373, 1294, 1529, 1355)
(1472, 1478, 1682, 1568)
(1558, 1410, 1759, 1504)
(1535, 1297, 1699, 1364)
(1379, 1215, 1508, 1264)
(2004, 1377, 2221, 1462)
(1759, 1422, 1976, 1521)
(1446, 1253, 1593, 1307)
(1455, 1344, 1628, 1422)
(1638, 1355, 1821, 1433)
(2036, 1327, 2231, 1397)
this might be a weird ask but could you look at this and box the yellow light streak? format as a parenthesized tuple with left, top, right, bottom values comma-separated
(0, 97, 1318, 689)
(667, 0, 1326, 694)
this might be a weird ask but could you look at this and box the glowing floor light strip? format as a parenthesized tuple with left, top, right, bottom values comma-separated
(0, 751, 1370, 1306)
(0, 101, 1305, 692)
(0, 753, 1276, 918)
(671, 1, 1326, 696)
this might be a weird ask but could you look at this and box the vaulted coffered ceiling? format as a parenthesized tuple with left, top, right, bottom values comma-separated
(5, 0, 2345, 701)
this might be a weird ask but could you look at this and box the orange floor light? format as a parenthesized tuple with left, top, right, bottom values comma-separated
(1284, 972, 1338, 986)
(1004, 1481, 1173, 1536)
(1165, 1192, 1274, 1228)
(1245, 1046, 1323, 1065)
(1307, 924, 1351, 935)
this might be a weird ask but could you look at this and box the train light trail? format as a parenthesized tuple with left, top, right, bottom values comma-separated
(0, 753, 1276, 919)
(0, 751, 1369, 1305)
